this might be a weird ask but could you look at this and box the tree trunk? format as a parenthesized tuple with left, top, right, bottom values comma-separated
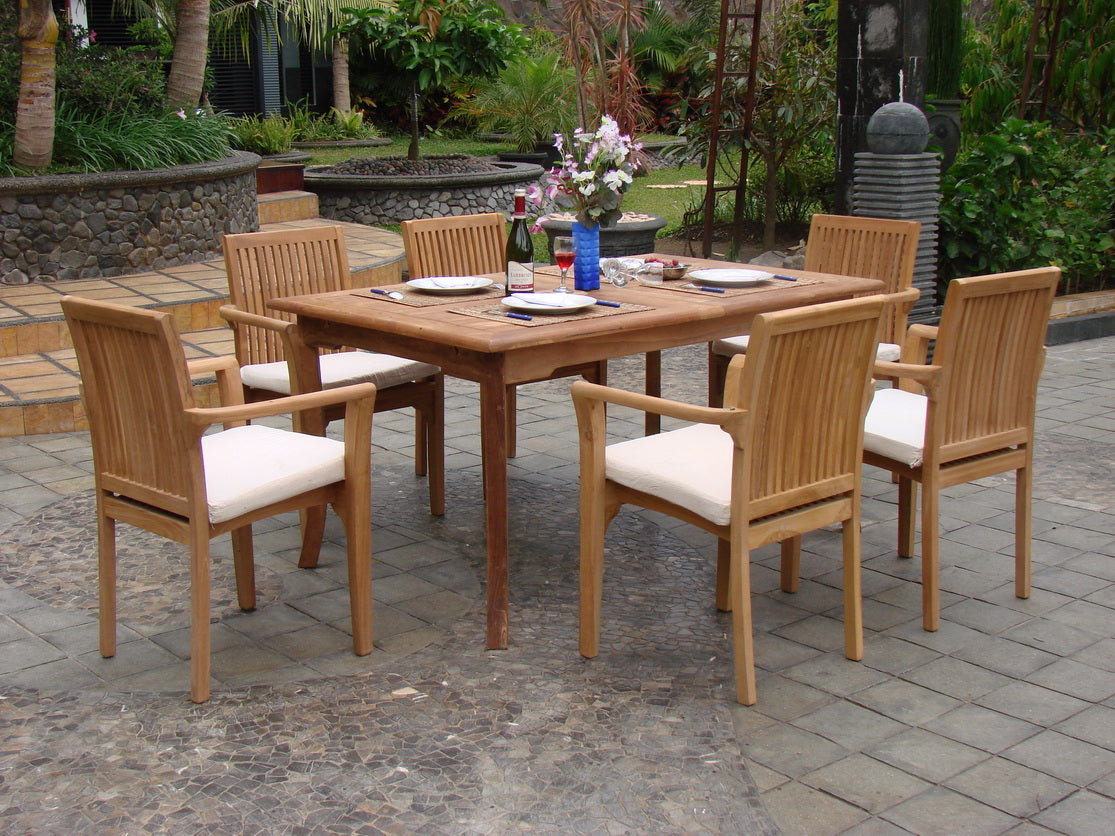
(762, 148, 779, 250)
(332, 37, 350, 114)
(408, 86, 421, 161)
(14, 0, 59, 171)
(165, 0, 211, 110)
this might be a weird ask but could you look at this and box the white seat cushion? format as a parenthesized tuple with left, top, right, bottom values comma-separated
(241, 350, 439, 395)
(606, 423, 734, 526)
(714, 335, 901, 363)
(863, 387, 927, 468)
(202, 425, 346, 523)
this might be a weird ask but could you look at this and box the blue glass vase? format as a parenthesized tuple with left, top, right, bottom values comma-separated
(571, 221, 600, 291)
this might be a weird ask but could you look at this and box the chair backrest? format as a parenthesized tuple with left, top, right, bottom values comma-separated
(223, 225, 352, 365)
(930, 267, 1060, 458)
(728, 295, 885, 519)
(62, 296, 198, 516)
(401, 213, 506, 278)
(804, 214, 920, 343)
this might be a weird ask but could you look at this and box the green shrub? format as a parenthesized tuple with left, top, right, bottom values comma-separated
(228, 114, 295, 155)
(939, 120, 1115, 297)
(284, 101, 381, 142)
(1, 107, 232, 176)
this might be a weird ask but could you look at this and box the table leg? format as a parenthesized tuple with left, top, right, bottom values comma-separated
(645, 350, 662, 435)
(479, 371, 510, 649)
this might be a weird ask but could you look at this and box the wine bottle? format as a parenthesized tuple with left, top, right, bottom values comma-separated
(505, 189, 534, 294)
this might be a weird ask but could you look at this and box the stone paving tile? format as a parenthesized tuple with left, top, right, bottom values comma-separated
(803, 753, 933, 815)
(1001, 729, 1115, 787)
(868, 727, 991, 783)
(1033, 790, 1115, 836)
(881, 786, 1020, 835)
(0, 336, 1113, 833)
(945, 757, 1077, 818)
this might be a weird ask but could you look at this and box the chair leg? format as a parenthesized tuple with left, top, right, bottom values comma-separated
(842, 517, 864, 661)
(708, 345, 729, 408)
(921, 473, 941, 632)
(715, 537, 731, 611)
(729, 528, 757, 706)
(97, 503, 117, 659)
(780, 536, 802, 593)
(413, 408, 428, 477)
(897, 476, 917, 558)
(1016, 461, 1032, 599)
(426, 375, 446, 516)
(339, 487, 373, 657)
(505, 383, 517, 459)
(578, 484, 609, 660)
(231, 525, 256, 611)
(297, 506, 327, 568)
(189, 528, 212, 704)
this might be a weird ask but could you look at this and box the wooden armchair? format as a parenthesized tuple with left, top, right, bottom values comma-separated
(62, 296, 377, 703)
(709, 213, 921, 406)
(221, 226, 445, 561)
(863, 266, 1060, 631)
(573, 295, 885, 705)
(401, 212, 606, 458)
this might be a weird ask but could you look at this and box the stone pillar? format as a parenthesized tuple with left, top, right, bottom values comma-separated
(835, 0, 929, 214)
(852, 102, 941, 323)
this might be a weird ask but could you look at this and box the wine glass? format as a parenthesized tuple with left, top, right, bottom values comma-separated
(553, 236, 575, 293)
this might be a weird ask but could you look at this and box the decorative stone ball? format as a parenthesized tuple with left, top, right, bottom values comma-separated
(866, 102, 930, 154)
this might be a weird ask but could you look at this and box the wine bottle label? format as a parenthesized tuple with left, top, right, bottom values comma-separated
(507, 261, 534, 293)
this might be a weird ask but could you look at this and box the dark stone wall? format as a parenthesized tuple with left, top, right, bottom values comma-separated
(0, 152, 260, 284)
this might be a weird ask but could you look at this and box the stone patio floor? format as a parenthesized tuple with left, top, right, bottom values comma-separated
(1, 336, 1114, 834)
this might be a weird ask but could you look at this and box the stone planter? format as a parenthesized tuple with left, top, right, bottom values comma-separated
(540, 212, 668, 261)
(304, 160, 544, 225)
(0, 151, 260, 284)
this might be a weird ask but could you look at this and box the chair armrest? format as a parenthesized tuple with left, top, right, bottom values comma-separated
(572, 380, 746, 429)
(873, 360, 941, 394)
(186, 355, 246, 419)
(184, 382, 378, 432)
(219, 304, 296, 336)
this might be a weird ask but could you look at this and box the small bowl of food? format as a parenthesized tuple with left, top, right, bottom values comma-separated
(645, 258, 691, 280)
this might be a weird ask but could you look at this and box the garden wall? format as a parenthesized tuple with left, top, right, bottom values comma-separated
(0, 152, 260, 285)
(305, 161, 543, 225)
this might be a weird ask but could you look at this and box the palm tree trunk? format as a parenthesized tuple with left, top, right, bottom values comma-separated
(14, 0, 59, 171)
(332, 37, 350, 113)
(165, 0, 211, 110)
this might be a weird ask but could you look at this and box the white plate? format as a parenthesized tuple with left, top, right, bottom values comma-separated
(406, 276, 493, 295)
(501, 293, 597, 314)
(687, 268, 774, 287)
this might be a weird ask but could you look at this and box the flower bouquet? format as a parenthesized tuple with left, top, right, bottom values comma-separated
(543, 116, 641, 289)
(544, 115, 642, 229)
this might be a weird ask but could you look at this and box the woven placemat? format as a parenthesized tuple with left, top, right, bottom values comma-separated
(642, 275, 820, 297)
(352, 284, 505, 307)
(450, 299, 653, 326)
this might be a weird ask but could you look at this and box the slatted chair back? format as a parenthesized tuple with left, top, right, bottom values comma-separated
(730, 296, 885, 520)
(804, 213, 920, 344)
(928, 268, 1059, 458)
(401, 213, 506, 278)
(63, 296, 200, 517)
(224, 226, 352, 366)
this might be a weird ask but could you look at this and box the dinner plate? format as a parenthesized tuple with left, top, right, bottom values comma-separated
(687, 268, 774, 287)
(406, 276, 494, 295)
(501, 293, 597, 314)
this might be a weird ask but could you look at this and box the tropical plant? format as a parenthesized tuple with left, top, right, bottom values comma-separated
(227, 113, 295, 155)
(450, 46, 578, 152)
(334, 0, 527, 160)
(1, 105, 231, 176)
(939, 120, 1115, 297)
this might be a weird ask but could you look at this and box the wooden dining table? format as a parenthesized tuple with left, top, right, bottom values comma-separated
(269, 255, 884, 650)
